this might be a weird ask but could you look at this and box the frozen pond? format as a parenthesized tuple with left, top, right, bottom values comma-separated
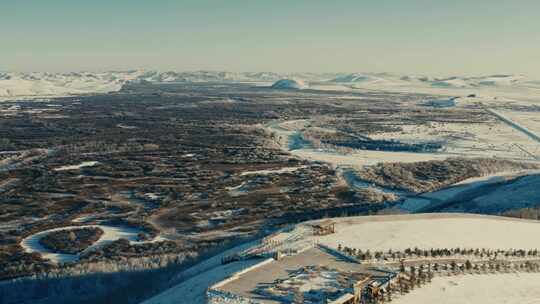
(420, 97, 458, 108)
(288, 131, 312, 150)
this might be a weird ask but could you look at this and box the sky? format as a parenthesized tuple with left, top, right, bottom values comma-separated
(1, 0, 539, 77)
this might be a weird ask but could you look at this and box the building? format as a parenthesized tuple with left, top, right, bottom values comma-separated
(312, 220, 336, 235)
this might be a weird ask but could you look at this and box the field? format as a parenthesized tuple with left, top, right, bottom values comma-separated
(395, 273, 540, 304)
(312, 213, 540, 251)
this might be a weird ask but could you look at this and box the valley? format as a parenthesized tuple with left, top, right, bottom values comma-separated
(1, 73, 540, 303)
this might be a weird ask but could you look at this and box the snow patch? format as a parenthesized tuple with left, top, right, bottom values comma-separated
(240, 166, 306, 176)
(54, 161, 99, 171)
(395, 272, 540, 304)
(313, 214, 540, 252)
(20, 224, 164, 264)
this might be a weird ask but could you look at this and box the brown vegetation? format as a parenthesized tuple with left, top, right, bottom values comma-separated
(39, 227, 104, 254)
(357, 158, 540, 193)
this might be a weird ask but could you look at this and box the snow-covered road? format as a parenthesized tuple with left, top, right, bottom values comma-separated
(486, 108, 540, 147)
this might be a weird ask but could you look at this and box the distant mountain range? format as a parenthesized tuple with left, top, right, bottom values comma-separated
(0, 70, 535, 99)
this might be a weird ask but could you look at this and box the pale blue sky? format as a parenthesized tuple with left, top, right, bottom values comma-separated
(1, 0, 539, 77)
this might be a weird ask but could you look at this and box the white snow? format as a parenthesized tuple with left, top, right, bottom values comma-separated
(0, 70, 334, 101)
(276, 268, 339, 295)
(453, 171, 529, 186)
(495, 110, 540, 138)
(144, 192, 161, 200)
(487, 108, 540, 145)
(20, 224, 163, 264)
(117, 123, 137, 129)
(329, 73, 534, 89)
(311, 214, 540, 252)
(0, 71, 144, 100)
(265, 112, 540, 173)
(400, 170, 540, 212)
(252, 214, 540, 257)
(394, 273, 540, 304)
(369, 117, 540, 161)
(240, 166, 306, 176)
(291, 148, 448, 169)
(2, 71, 538, 102)
(71, 214, 97, 223)
(310, 72, 540, 109)
(54, 161, 99, 171)
(226, 182, 249, 197)
(325, 73, 529, 91)
(264, 119, 449, 169)
(331, 73, 386, 84)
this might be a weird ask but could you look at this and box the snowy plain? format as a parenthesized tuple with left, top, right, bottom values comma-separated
(395, 273, 540, 304)
(311, 213, 540, 252)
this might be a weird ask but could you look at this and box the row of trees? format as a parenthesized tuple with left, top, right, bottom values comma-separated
(0, 251, 195, 304)
(364, 260, 540, 304)
(357, 157, 540, 193)
(337, 245, 540, 261)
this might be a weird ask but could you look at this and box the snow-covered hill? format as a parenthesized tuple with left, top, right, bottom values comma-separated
(331, 73, 387, 84)
(270, 78, 308, 90)
(0, 71, 289, 100)
(132, 71, 285, 83)
(327, 73, 528, 89)
(0, 71, 144, 100)
(0, 70, 536, 101)
(429, 74, 526, 88)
